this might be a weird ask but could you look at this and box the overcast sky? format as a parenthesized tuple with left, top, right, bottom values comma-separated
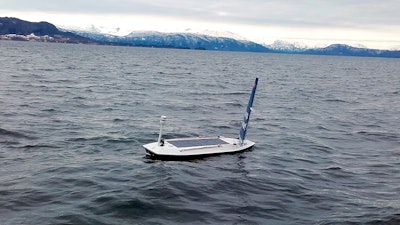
(1, 0, 399, 49)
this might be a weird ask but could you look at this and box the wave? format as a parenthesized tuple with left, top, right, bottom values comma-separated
(354, 130, 399, 142)
(323, 98, 349, 103)
(0, 127, 36, 140)
(318, 213, 400, 225)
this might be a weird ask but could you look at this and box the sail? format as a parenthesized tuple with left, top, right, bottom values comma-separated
(239, 77, 259, 145)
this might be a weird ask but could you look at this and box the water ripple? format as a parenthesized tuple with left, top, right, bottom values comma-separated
(0, 42, 399, 225)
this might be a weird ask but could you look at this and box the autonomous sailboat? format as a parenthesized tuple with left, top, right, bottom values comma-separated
(143, 77, 259, 160)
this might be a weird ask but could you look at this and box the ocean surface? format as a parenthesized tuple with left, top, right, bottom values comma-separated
(0, 40, 399, 225)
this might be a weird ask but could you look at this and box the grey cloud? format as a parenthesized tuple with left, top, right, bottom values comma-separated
(1, 0, 399, 29)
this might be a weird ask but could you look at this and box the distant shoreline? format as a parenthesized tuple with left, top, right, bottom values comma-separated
(1, 17, 400, 58)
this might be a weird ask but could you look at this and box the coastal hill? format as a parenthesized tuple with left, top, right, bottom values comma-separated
(0, 17, 97, 44)
(1, 17, 399, 58)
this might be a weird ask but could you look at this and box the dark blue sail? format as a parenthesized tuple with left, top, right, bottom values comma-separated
(239, 77, 258, 145)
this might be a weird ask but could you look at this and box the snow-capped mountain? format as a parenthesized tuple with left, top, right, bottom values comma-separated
(57, 23, 400, 57)
(266, 40, 308, 52)
(58, 24, 131, 37)
(182, 28, 247, 40)
(65, 27, 400, 57)
(59, 24, 268, 51)
(302, 44, 388, 57)
(70, 29, 271, 52)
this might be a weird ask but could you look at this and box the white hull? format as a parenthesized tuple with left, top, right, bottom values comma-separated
(143, 136, 255, 160)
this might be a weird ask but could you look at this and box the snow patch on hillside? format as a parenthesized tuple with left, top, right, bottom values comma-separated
(266, 40, 308, 52)
(183, 29, 247, 40)
(58, 24, 131, 36)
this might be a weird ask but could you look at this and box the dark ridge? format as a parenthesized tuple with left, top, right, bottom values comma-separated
(0, 17, 98, 44)
(0, 17, 60, 35)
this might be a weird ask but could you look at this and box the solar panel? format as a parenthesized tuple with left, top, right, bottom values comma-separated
(168, 138, 228, 148)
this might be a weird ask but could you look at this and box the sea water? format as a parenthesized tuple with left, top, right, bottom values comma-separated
(1, 40, 399, 224)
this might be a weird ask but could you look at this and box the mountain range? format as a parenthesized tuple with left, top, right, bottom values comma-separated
(1, 17, 399, 58)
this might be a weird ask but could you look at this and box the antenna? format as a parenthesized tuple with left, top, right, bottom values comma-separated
(158, 116, 167, 146)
